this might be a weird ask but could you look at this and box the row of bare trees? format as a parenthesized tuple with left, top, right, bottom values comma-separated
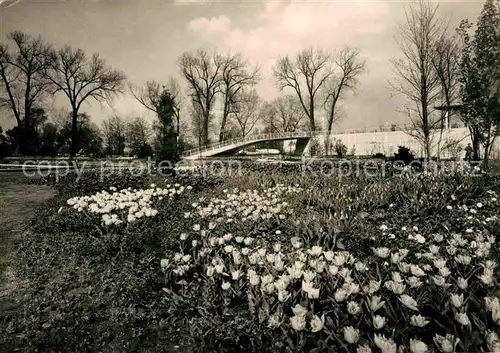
(168, 46, 366, 153)
(0, 29, 368, 158)
(5, 0, 496, 163)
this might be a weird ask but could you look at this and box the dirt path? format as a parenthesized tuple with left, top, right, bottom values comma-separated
(0, 179, 56, 284)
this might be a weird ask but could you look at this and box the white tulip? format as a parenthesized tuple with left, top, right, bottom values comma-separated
(373, 315, 386, 330)
(454, 312, 470, 326)
(343, 326, 359, 344)
(290, 315, 306, 331)
(399, 294, 419, 311)
(409, 339, 427, 353)
(310, 314, 325, 333)
(410, 315, 430, 327)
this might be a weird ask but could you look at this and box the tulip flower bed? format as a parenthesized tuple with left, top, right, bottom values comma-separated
(0, 168, 499, 353)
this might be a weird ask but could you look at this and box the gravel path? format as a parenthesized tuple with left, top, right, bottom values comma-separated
(0, 180, 56, 285)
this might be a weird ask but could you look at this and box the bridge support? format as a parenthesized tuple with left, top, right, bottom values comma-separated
(293, 138, 310, 156)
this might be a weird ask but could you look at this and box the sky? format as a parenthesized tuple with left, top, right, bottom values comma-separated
(0, 0, 486, 134)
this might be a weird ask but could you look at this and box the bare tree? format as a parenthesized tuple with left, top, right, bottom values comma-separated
(102, 115, 128, 155)
(178, 49, 224, 146)
(433, 34, 460, 122)
(189, 100, 206, 148)
(322, 47, 365, 154)
(432, 32, 461, 158)
(273, 48, 332, 131)
(127, 116, 151, 150)
(129, 77, 183, 138)
(261, 95, 307, 133)
(0, 31, 53, 154)
(129, 80, 163, 113)
(389, 0, 446, 160)
(231, 89, 261, 138)
(45, 46, 126, 157)
(166, 77, 183, 137)
(219, 52, 259, 142)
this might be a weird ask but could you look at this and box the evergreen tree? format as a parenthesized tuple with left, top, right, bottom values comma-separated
(154, 87, 179, 164)
(457, 0, 500, 166)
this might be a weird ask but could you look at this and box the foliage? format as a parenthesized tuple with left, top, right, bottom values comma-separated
(0, 126, 9, 157)
(260, 95, 307, 134)
(273, 47, 364, 132)
(102, 115, 127, 156)
(392, 146, 416, 166)
(322, 48, 365, 136)
(38, 122, 59, 156)
(2, 107, 49, 156)
(457, 0, 500, 167)
(43, 169, 151, 195)
(372, 152, 386, 159)
(308, 137, 323, 157)
(57, 113, 104, 157)
(218, 53, 259, 143)
(0, 111, 105, 157)
(334, 138, 348, 158)
(231, 89, 262, 138)
(127, 116, 153, 158)
(441, 137, 464, 161)
(178, 50, 223, 147)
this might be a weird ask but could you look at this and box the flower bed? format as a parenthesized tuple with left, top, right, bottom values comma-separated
(1, 170, 499, 353)
(159, 179, 500, 352)
(65, 183, 192, 225)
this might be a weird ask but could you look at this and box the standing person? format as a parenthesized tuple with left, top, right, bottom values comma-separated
(465, 143, 473, 162)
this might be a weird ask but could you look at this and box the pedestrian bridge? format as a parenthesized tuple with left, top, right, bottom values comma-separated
(181, 131, 324, 160)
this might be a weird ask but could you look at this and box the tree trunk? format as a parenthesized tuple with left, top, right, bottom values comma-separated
(421, 100, 431, 161)
(70, 109, 79, 158)
(325, 127, 334, 156)
(202, 114, 209, 147)
(309, 99, 315, 132)
(436, 111, 445, 160)
(219, 99, 230, 143)
(20, 76, 32, 156)
(203, 99, 210, 146)
(472, 138, 480, 161)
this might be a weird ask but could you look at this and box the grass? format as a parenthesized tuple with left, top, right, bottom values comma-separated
(0, 173, 57, 352)
(0, 174, 56, 283)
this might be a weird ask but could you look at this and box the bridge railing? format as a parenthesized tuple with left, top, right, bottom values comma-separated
(181, 125, 460, 157)
(182, 130, 322, 157)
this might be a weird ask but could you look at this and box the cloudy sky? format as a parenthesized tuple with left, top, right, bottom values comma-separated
(0, 0, 485, 133)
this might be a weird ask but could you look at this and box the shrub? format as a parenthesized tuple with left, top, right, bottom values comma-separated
(136, 144, 153, 158)
(308, 137, 323, 156)
(391, 146, 415, 166)
(372, 152, 386, 159)
(334, 139, 348, 158)
(44, 169, 151, 195)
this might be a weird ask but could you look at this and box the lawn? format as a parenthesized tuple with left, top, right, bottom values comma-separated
(0, 162, 499, 353)
(0, 174, 56, 284)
